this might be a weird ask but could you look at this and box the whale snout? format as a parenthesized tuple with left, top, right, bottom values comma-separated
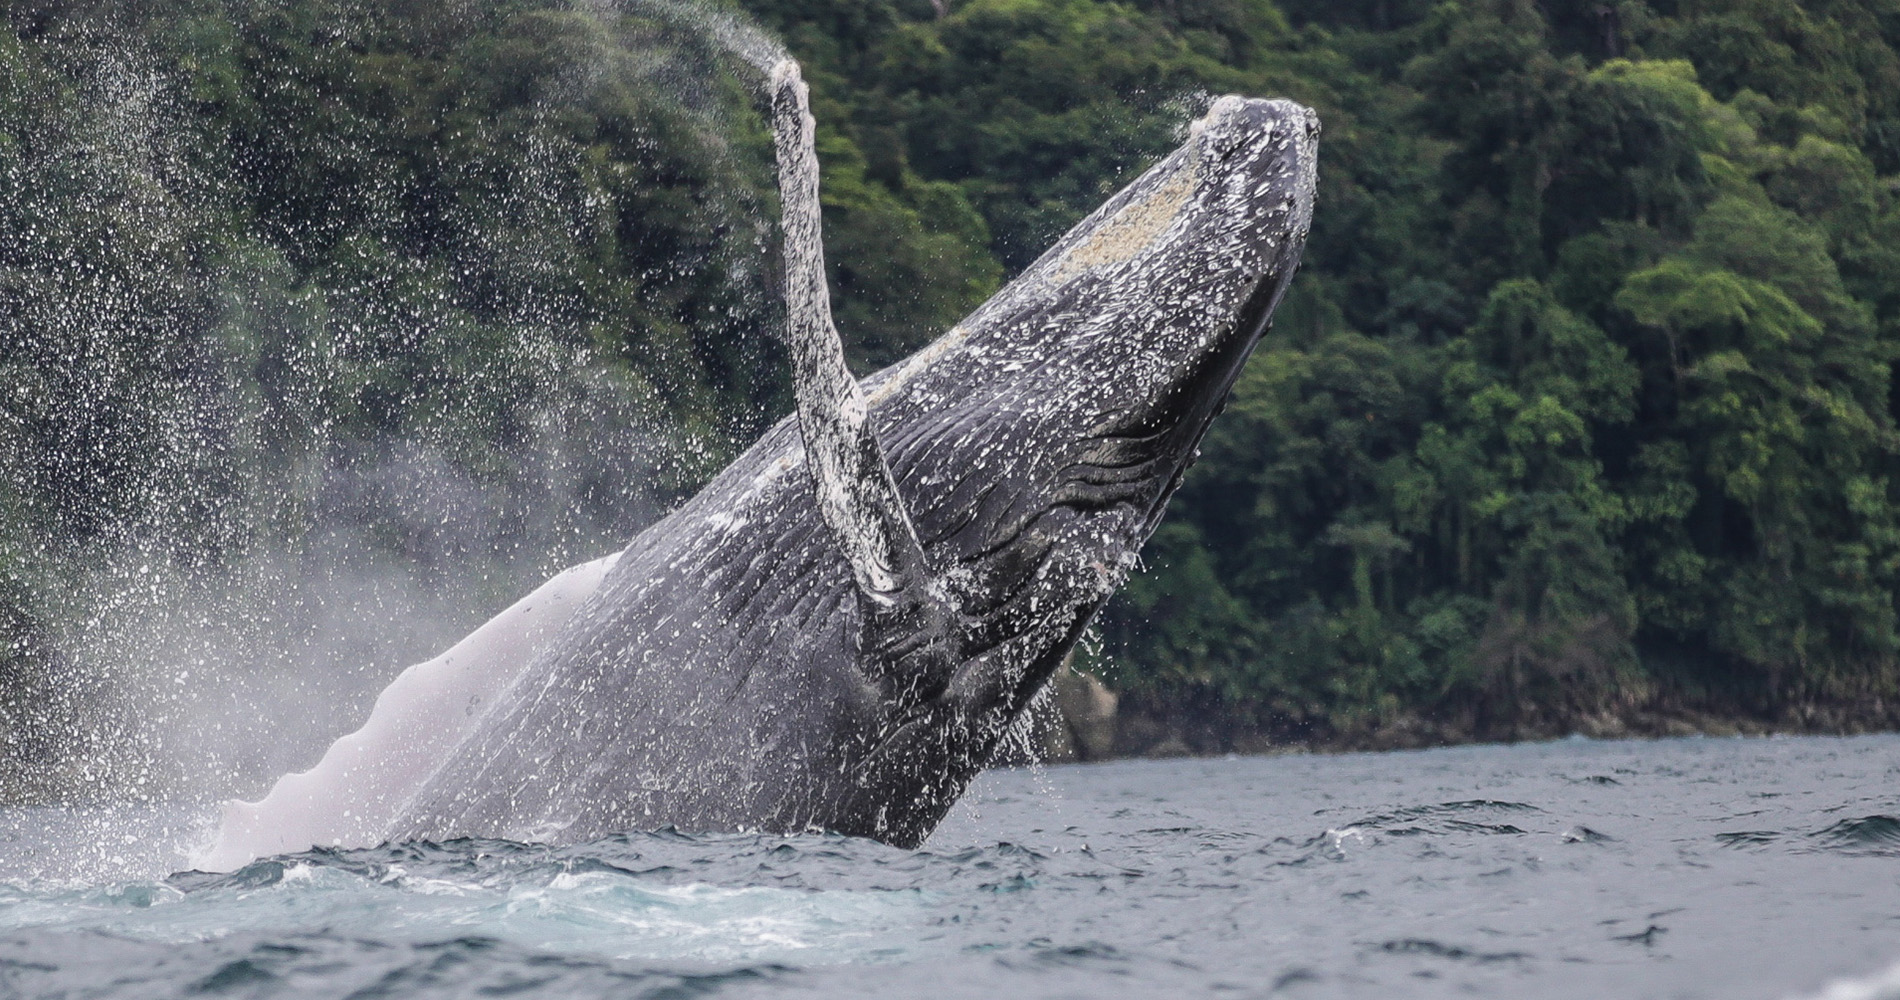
(1188, 96, 1318, 274)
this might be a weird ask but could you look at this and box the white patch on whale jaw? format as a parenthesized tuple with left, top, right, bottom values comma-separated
(1052, 161, 1199, 282)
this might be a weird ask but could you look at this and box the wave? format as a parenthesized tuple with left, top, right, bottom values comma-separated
(1, 833, 966, 968)
(1807, 816, 1900, 856)
(1795, 956, 1900, 1000)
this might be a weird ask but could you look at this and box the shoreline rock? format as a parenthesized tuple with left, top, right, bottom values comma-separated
(1012, 683, 1900, 763)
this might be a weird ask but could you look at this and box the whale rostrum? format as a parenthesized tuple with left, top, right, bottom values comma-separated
(198, 61, 1316, 867)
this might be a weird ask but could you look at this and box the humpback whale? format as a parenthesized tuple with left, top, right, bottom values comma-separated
(198, 62, 1316, 868)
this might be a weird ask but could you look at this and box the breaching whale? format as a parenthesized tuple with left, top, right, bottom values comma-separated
(197, 61, 1316, 869)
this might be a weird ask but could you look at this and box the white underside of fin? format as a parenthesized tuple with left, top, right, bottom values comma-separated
(191, 553, 620, 871)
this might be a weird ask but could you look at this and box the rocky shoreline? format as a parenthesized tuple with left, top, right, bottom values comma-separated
(1011, 669, 1900, 764)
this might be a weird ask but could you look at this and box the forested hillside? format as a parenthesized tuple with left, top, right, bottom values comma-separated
(5, 0, 1900, 788)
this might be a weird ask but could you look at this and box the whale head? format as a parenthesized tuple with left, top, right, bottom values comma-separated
(849, 95, 1318, 840)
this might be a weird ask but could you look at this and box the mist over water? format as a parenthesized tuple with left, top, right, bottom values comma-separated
(0, 0, 790, 806)
(0, 736, 1896, 999)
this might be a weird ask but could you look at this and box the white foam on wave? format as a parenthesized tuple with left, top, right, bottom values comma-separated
(1797, 958, 1900, 1000)
(501, 874, 920, 962)
(191, 554, 621, 871)
(0, 861, 928, 967)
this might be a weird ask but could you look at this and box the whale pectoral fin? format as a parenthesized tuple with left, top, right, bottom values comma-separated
(771, 60, 953, 696)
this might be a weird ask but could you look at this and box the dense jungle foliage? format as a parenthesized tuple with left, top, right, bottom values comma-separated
(5, 0, 1900, 780)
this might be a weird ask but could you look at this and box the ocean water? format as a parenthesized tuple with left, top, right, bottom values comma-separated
(1, 735, 1897, 999)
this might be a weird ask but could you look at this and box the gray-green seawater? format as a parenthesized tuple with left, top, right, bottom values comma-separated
(1, 734, 1897, 998)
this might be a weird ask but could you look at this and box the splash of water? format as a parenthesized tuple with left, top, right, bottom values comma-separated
(624, 0, 792, 73)
(0, 0, 786, 824)
(190, 34, 829, 871)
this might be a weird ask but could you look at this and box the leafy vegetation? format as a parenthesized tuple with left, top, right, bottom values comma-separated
(6, 0, 1900, 782)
